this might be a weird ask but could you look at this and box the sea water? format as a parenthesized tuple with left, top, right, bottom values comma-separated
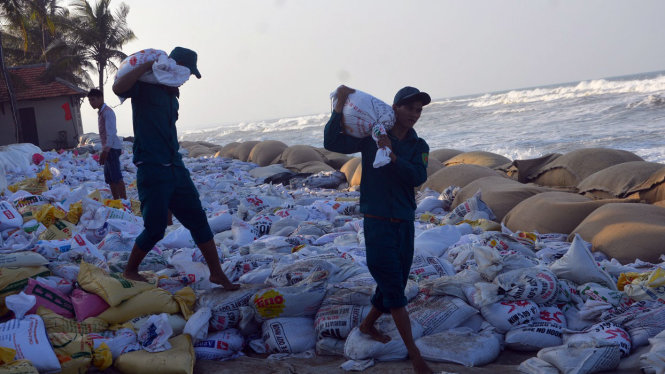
(180, 71, 665, 163)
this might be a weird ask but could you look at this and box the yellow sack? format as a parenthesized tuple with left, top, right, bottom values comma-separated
(37, 163, 53, 181)
(34, 204, 66, 227)
(460, 219, 502, 232)
(0, 361, 38, 374)
(7, 178, 47, 195)
(87, 190, 102, 202)
(77, 262, 154, 307)
(38, 219, 76, 240)
(0, 346, 39, 374)
(65, 202, 83, 225)
(0, 266, 50, 316)
(618, 272, 644, 291)
(130, 200, 142, 217)
(114, 334, 194, 374)
(0, 348, 15, 365)
(97, 287, 193, 324)
(48, 332, 112, 374)
(37, 307, 108, 335)
(103, 199, 124, 210)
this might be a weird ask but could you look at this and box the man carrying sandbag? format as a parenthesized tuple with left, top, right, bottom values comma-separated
(112, 47, 239, 290)
(324, 85, 432, 374)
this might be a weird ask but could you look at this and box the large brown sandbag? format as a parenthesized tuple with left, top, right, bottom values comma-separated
(429, 149, 463, 163)
(288, 160, 335, 174)
(577, 161, 665, 200)
(316, 148, 352, 170)
(570, 203, 665, 264)
(217, 142, 240, 158)
(503, 191, 636, 235)
(249, 140, 288, 166)
(626, 167, 665, 203)
(452, 176, 550, 222)
(421, 164, 501, 193)
(340, 157, 361, 185)
(351, 163, 363, 187)
(427, 160, 444, 177)
(279, 145, 326, 168)
(236, 141, 261, 162)
(511, 154, 562, 183)
(527, 148, 644, 188)
(443, 151, 512, 170)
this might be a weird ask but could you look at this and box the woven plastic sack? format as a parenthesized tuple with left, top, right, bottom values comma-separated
(330, 89, 395, 168)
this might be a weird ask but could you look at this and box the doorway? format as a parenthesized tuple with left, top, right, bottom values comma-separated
(18, 107, 39, 146)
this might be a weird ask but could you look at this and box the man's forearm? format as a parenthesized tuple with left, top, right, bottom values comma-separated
(112, 61, 153, 95)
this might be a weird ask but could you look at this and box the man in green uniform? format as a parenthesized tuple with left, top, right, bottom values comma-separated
(112, 47, 238, 290)
(324, 85, 432, 374)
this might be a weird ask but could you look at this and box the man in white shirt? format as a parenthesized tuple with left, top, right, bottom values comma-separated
(88, 89, 126, 199)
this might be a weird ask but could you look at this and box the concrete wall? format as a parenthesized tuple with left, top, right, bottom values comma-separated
(0, 95, 83, 149)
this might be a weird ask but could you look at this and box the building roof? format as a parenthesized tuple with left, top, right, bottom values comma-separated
(0, 63, 87, 103)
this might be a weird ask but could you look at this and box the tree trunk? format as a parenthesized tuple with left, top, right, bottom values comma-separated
(98, 60, 105, 96)
(0, 33, 22, 143)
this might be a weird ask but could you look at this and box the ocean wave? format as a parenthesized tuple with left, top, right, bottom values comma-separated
(468, 74, 665, 108)
(626, 94, 665, 109)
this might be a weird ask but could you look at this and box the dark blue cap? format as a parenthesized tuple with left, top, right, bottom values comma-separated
(169, 47, 201, 79)
(393, 86, 431, 106)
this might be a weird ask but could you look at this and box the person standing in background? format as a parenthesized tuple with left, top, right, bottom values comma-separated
(324, 85, 433, 374)
(112, 47, 239, 290)
(87, 89, 127, 200)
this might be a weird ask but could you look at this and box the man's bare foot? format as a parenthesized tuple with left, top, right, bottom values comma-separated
(209, 275, 241, 290)
(122, 271, 148, 283)
(359, 323, 391, 343)
(411, 354, 433, 374)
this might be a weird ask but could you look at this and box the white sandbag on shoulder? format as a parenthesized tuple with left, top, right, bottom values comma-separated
(407, 294, 478, 335)
(115, 49, 190, 89)
(344, 317, 424, 362)
(0, 315, 61, 373)
(415, 327, 501, 367)
(330, 89, 395, 168)
(549, 234, 617, 290)
(505, 305, 567, 351)
(262, 317, 315, 354)
(314, 304, 370, 339)
(537, 340, 621, 374)
(193, 329, 244, 360)
(481, 300, 539, 333)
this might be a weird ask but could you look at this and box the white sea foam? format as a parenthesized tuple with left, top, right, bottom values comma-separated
(180, 71, 665, 163)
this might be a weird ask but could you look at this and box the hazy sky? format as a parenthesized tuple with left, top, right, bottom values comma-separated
(79, 0, 665, 137)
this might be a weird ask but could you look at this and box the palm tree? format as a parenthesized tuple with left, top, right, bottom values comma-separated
(66, 0, 135, 95)
(0, 0, 65, 64)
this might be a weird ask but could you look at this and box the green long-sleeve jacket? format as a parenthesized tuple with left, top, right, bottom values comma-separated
(323, 111, 429, 221)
